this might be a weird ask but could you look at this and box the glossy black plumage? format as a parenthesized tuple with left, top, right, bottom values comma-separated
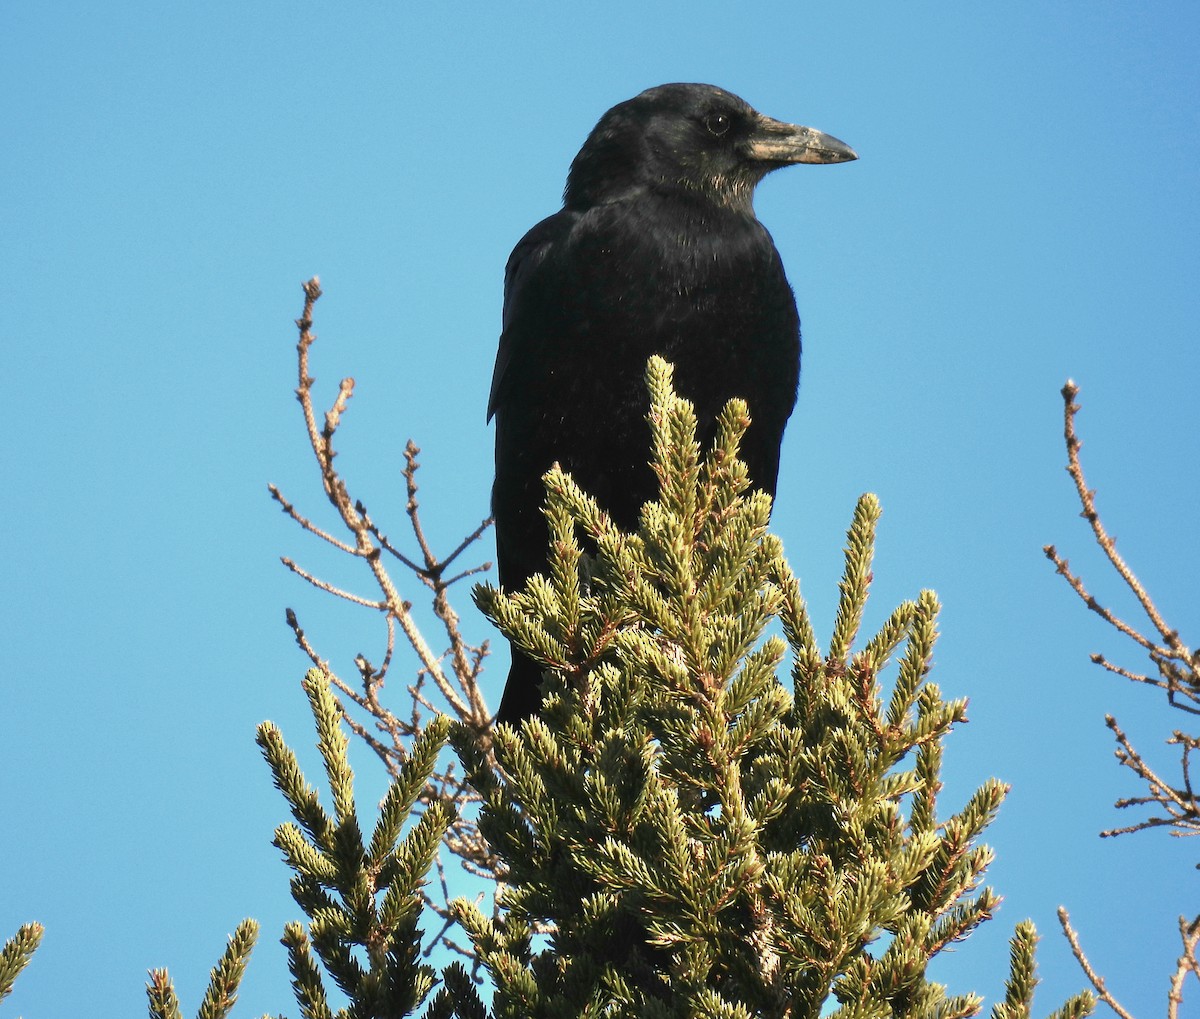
(489, 83, 855, 724)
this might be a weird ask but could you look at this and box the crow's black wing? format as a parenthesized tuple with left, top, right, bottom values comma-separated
(488, 209, 582, 726)
(486, 209, 578, 422)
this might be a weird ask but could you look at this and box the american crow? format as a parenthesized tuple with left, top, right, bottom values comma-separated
(489, 83, 855, 724)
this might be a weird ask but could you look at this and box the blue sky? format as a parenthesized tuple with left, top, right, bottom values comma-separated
(3, 2, 1197, 1014)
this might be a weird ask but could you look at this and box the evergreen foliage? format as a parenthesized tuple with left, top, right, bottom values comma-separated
(146, 921, 260, 1019)
(0, 922, 43, 1004)
(144, 669, 456, 1018)
(21, 354, 1101, 1017)
(454, 356, 1094, 1019)
(257, 670, 455, 1018)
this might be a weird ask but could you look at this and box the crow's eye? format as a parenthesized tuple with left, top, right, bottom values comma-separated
(704, 113, 732, 137)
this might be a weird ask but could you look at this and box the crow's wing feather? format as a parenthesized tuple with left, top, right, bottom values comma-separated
(486, 211, 577, 421)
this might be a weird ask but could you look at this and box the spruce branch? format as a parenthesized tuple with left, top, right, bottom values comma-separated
(146, 970, 183, 1019)
(145, 919, 260, 1019)
(0, 921, 43, 1003)
(829, 493, 881, 663)
(459, 357, 1089, 1018)
(258, 668, 454, 1017)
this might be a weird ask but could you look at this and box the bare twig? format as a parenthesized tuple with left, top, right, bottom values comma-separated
(1101, 716, 1200, 838)
(281, 557, 386, 609)
(279, 279, 458, 697)
(1056, 380, 1190, 660)
(1043, 380, 1198, 708)
(270, 483, 360, 555)
(1088, 651, 1163, 692)
(1048, 379, 1200, 1012)
(1057, 908, 1135, 1019)
(271, 278, 502, 961)
(1046, 380, 1200, 837)
(1043, 543, 1179, 664)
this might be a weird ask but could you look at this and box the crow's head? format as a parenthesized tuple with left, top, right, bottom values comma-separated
(564, 83, 856, 212)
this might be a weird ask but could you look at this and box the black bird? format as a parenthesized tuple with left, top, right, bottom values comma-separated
(489, 83, 856, 724)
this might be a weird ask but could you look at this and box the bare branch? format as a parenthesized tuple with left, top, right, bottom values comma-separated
(1057, 379, 1192, 663)
(281, 557, 387, 609)
(404, 441, 439, 574)
(1049, 379, 1200, 1010)
(284, 607, 330, 674)
(1042, 542, 1177, 661)
(1099, 716, 1200, 839)
(269, 483, 359, 556)
(1087, 651, 1164, 691)
(1047, 380, 1200, 835)
(442, 516, 496, 576)
(1169, 916, 1200, 1019)
(274, 279, 503, 963)
(1057, 908, 1135, 1019)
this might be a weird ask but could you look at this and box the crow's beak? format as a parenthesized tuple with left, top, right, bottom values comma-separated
(745, 115, 857, 165)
